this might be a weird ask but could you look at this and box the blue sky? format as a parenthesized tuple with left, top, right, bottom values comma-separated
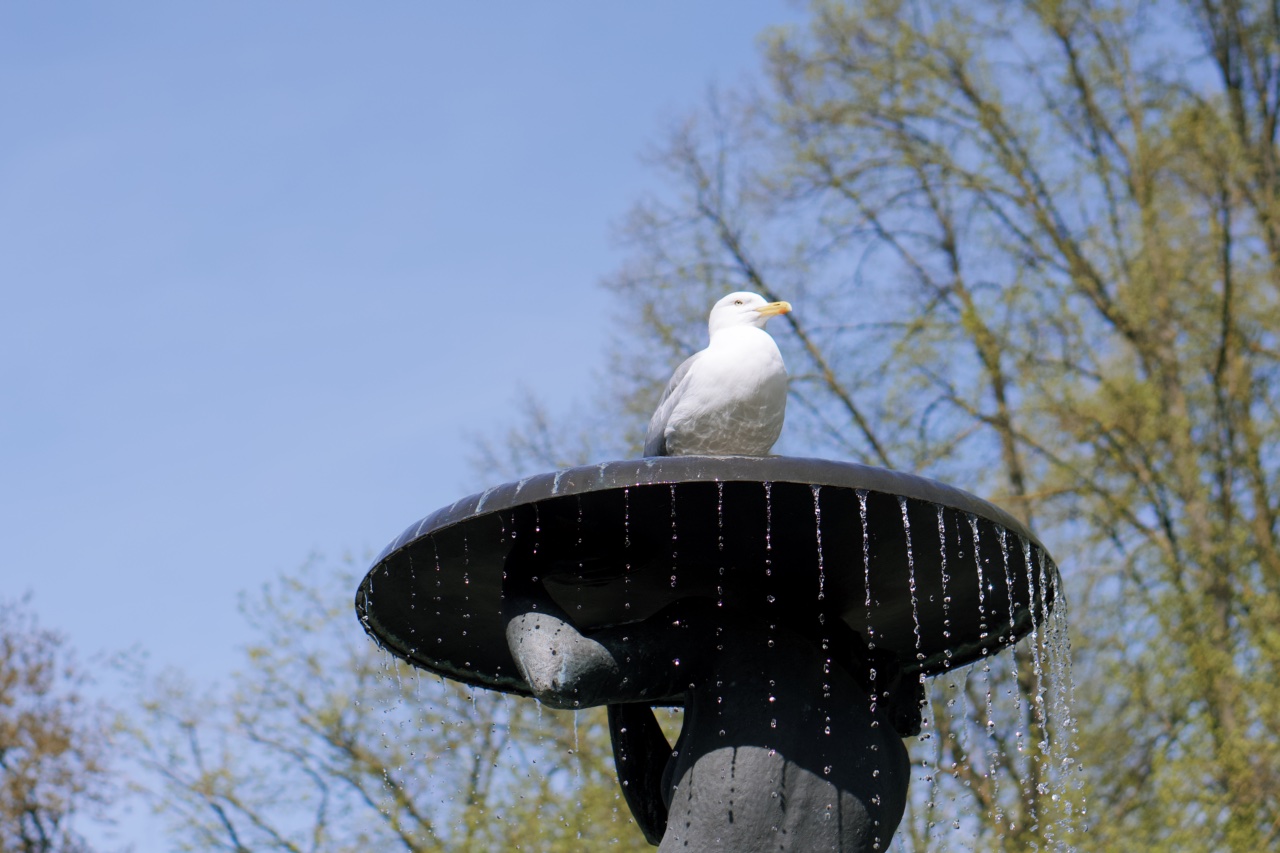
(2, 1, 805, 675)
(1, 2, 800, 841)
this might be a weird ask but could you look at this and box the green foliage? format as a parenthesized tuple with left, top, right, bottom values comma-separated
(130, 558, 651, 852)
(131, 1, 1280, 849)
(0, 597, 114, 853)
(589, 0, 1280, 848)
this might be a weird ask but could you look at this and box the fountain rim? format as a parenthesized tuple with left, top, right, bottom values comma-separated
(357, 455, 1059, 693)
(368, 455, 1048, 571)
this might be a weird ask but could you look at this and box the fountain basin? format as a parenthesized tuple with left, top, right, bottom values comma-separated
(356, 456, 1058, 696)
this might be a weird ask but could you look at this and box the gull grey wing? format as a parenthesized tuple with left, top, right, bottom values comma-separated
(643, 352, 699, 457)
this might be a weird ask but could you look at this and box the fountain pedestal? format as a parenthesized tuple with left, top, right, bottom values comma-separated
(505, 590, 915, 849)
(356, 457, 1058, 850)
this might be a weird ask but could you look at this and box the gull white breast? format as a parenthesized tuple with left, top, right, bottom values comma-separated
(644, 291, 791, 457)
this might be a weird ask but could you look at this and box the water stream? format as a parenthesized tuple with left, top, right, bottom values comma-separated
(366, 474, 1082, 850)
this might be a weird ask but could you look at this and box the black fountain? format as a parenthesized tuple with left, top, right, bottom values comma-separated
(356, 455, 1058, 850)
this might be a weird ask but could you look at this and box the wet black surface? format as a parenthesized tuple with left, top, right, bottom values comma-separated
(356, 456, 1059, 696)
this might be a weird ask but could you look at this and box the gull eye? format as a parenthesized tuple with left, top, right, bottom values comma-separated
(734, 299, 744, 305)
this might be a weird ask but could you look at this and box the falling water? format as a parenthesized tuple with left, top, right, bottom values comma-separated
(670, 484, 679, 589)
(1022, 538, 1049, 828)
(407, 553, 418, 654)
(432, 536, 444, 652)
(1024, 541, 1048, 727)
(970, 513, 1005, 830)
(858, 490, 873, 648)
(898, 497, 925, 663)
(811, 485, 836, 766)
(898, 495, 937, 823)
(716, 481, 726, 606)
(876, 505, 1086, 851)
(763, 481, 774, 579)
(1042, 555, 1085, 844)
(812, 485, 826, 606)
(997, 529, 1024, 737)
(937, 506, 951, 668)
(460, 532, 471, 648)
(935, 508, 958, 829)
(622, 487, 632, 613)
(764, 481, 778, 737)
(967, 514, 987, 651)
(708, 482, 728, 742)
(532, 502, 542, 558)
(857, 489, 881, 733)
(363, 465, 1084, 850)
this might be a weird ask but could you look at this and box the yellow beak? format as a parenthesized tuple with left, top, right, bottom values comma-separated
(755, 301, 792, 318)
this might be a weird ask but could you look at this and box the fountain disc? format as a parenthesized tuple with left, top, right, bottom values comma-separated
(356, 457, 1059, 697)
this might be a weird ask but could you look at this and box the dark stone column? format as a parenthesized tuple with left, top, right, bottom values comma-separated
(505, 585, 920, 851)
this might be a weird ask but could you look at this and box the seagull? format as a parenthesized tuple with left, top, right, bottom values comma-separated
(644, 291, 792, 457)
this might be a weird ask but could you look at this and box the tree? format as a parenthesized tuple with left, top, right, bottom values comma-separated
(128, 2, 1280, 849)
(590, 0, 1280, 849)
(0, 596, 114, 853)
(131, 557, 654, 852)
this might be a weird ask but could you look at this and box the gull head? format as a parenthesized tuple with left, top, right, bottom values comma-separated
(707, 291, 792, 336)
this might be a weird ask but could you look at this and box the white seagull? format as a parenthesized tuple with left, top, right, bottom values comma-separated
(644, 291, 792, 457)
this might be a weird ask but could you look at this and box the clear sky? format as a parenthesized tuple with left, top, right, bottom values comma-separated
(1, 1, 799, 844)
